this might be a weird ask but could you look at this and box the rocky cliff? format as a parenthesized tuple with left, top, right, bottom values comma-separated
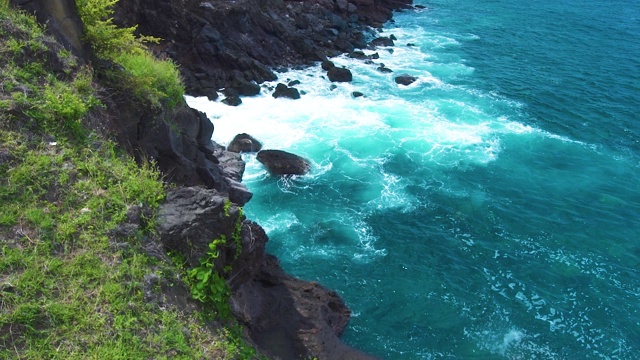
(9, 0, 413, 358)
(113, 0, 412, 99)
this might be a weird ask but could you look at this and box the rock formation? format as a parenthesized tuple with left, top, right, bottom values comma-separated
(272, 83, 301, 100)
(11, 0, 412, 358)
(156, 186, 377, 359)
(227, 133, 263, 153)
(112, 0, 413, 98)
(257, 150, 312, 176)
(395, 73, 418, 85)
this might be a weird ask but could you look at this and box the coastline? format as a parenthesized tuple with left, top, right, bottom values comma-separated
(108, 0, 416, 358)
(4, 0, 414, 358)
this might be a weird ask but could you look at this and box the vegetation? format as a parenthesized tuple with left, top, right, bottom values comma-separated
(0, 1, 259, 358)
(75, 0, 184, 108)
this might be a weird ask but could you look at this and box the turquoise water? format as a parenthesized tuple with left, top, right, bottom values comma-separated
(186, 0, 640, 358)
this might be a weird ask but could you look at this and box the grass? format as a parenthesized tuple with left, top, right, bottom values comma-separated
(0, 2, 261, 358)
(75, 0, 184, 109)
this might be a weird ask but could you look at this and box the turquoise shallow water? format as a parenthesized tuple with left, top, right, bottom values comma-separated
(187, 0, 640, 358)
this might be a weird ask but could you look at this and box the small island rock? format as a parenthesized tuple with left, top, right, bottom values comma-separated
(227, 133, 263, 153)
(257, 150, 311, 176)
(395, 74, 417, 86)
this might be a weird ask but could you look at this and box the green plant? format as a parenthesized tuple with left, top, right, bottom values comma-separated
(74, 0, 155, 58)
(75, 0, 184, 108)
(187, 237, 232, 318)
(233, 208, 244, 260)
(114, 51, 184, 108)
(0, 3, 260, 358)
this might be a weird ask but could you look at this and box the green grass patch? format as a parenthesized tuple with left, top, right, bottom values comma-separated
(75, 0, 184, 109)
(0, 3, 261, 359)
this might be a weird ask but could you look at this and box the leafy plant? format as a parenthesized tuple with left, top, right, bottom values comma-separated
(187, 237, 232, 318)
(75, 0, 184, 108)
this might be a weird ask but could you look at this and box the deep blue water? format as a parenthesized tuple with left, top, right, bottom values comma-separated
(187, 0, 640, 358)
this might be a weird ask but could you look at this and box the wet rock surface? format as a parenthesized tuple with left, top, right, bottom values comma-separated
(395, 73, 417, 85)
(257, 150, 312, 176)
(227, 133, 263, 153)
(157, 187, 376, 359)
(113, 0, 413, 98)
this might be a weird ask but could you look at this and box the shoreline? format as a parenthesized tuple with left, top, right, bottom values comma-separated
(111, 1, 417, 358)
(8, 0, 415, 358)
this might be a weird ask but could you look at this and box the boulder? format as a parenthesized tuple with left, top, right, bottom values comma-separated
(228, 77, 261, 96)
(327, 67, 353, 82)
(377, 65, 393, 73)
(222, 95, 242, 106)
(233, 255, 378, 360)
(227, 133, 263, 153)
(157, 187, 245, 268)
(349, 50, 368, 59)
(321, 60, 335, 70)
(370, 36, 394, 47)
(273, 83, 301, 99)
(352, 91, 364, 98)
(395, 74, 417, 85)
(257, 150, 311, 176)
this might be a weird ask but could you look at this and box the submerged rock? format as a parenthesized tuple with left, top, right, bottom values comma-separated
(395, 74, 417, 86)
(257, 150, 311, 176)
(377, 64, 393, 73)
(222, 95, 242, 106)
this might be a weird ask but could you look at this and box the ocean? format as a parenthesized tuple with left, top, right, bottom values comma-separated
(186, 0, 640, 358)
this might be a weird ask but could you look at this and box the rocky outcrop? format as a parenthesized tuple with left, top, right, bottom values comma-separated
(157, 187, 376, 360)
(94, 84, 253, 205)
(14, 0, 414, 358)
(370, 36, 395, 47)
(227, 133, 263, 153)
(328, 67, 354, 82)
(10, 0, 89, 59)
(112, 0, 413, 99)
(257, 150, 312, 176)
(272, 83, 301, 100)
(395, 73, 417, 85)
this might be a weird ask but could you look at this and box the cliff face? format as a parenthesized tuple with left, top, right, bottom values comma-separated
(113, 0, 412, 99)
(10, 0, 88, 58)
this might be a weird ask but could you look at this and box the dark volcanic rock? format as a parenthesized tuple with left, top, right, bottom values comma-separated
(112, 0, 412, 98)
(377, 64, 393, 73)
(272, 83, 301, 99)
(257, 150, 311, 176)
(157, 187, 246, 268)
(370, 36, 394, 47)
(395, 73, 417, 85)
(157, 186, 374, 360)
(222, 95, 242, 106)
(321, 60, 335, 70)
(349, 50, 368, 59)
(327, 67, 353, 82)
(234, 255, 378, 360)
(352, 91, 365, 98)
(227, 133, 263, 153)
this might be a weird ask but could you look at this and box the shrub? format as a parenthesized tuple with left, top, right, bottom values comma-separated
(115, 51, 184, 109)
(75, 0, 184, 108)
